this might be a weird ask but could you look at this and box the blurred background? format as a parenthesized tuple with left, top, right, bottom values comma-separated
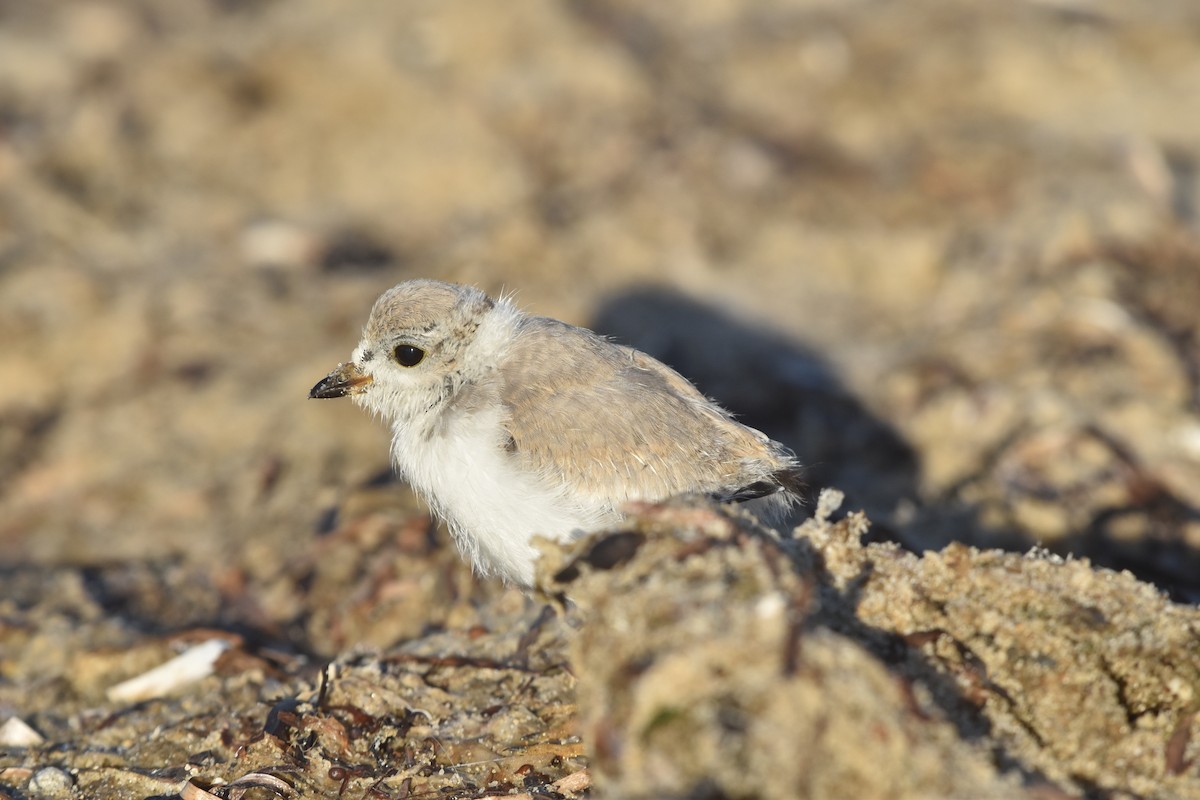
(2, 0, 1200, 647)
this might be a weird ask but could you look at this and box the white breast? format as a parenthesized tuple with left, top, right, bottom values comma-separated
(390, 406, 618, 585)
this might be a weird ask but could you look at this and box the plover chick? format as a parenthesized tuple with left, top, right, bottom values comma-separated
(310, 280, 803, 586)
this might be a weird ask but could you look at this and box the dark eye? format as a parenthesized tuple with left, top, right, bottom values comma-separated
(393, 344, 425, 367)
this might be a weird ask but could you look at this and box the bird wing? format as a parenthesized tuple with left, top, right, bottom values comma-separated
(495, 316, 796, 508)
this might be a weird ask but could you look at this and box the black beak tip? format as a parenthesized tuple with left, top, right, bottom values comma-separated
(309, 377, 346, 399)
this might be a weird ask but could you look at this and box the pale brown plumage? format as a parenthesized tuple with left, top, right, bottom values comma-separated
(498, 315, 800, 507)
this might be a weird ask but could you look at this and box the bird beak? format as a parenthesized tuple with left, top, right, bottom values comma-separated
(309, 362, 373, 399)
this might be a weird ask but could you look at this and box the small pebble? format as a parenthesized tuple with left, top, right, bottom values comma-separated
(0, 716, 44, 747)
(28, 766, 73, 798)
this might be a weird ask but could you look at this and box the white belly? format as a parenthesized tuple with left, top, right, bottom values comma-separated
(390, 407, 617, 585)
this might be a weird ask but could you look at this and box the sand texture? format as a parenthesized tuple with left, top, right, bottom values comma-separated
(3, 1, 1200, 798)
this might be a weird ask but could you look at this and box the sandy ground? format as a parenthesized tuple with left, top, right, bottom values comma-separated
(2, 1, 1200, 798)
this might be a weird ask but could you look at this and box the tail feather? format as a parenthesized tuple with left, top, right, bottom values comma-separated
(715, 465, 807, 507)
(771, 466, 807, 501)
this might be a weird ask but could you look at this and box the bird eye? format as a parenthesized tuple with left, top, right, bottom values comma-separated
(393, 344, 425, 367)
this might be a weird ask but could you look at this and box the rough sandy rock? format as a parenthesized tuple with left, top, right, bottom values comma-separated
(539, 493, 1200, 800)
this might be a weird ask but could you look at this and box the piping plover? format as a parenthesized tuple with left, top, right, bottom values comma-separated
(311, 280, 803, 586)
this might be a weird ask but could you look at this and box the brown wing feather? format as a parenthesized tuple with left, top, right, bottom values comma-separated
(497, 316, 795, 505)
